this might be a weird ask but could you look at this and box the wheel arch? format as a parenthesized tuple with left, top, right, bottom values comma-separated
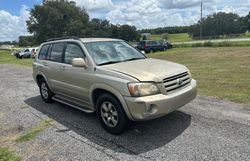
(90, 84, 133, 120)
(35, 73, 54, 92)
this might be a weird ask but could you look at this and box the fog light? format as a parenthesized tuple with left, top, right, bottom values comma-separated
(146, 104, 157, 113)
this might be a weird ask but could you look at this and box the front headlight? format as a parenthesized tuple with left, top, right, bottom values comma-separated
(128, 82, 160, 97)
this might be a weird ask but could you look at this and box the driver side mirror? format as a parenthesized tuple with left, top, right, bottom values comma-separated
(72, 58, 87, 68)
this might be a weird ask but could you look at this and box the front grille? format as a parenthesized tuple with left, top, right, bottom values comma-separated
(163, 71, 191, 93)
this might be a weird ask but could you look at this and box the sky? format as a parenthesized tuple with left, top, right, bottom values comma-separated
(0, 0, 249, 41)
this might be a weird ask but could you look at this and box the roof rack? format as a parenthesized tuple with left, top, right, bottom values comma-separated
(46, 36, 81, 42)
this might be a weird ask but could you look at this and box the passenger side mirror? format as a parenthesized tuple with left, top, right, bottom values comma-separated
(141, 51, 145, 55)
(72, 58, 87, 68)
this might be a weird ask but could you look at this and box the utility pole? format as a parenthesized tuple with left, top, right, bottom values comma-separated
(200, 1, 203, 40)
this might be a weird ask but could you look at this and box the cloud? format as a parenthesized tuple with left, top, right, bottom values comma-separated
(72, 0, 113, 11)
(106, 0, 202, 28)
(0, 5, 30, 41)
(158, 0, 219, 9)
(0, 0, 249, 41)
(104, 0, 249, 29)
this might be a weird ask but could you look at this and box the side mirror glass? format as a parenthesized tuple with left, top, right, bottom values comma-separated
(72, 58, 87, 68)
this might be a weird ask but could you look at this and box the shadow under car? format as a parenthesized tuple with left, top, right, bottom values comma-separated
(25, 95, 191, 155)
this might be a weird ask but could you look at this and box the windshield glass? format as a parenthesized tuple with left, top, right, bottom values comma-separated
(84, 41, 146, 65)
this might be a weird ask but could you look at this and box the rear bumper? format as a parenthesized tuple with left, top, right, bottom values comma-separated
(124, 79, 197, 121)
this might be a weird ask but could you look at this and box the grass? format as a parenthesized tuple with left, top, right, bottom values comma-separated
(20, 106, 29, 110)
(1, 47, 250, 104)
(0, 50, 33, 67)
(150, 33, 192, 42)
(0, 147, 21, 161)
(16, 119, 53, 142)
(149, 47, 250, 104)
(174, 41, 250, 48)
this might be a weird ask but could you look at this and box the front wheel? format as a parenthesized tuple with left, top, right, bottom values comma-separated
(96, 94, 129, 134)
(39, 78, 54, 103)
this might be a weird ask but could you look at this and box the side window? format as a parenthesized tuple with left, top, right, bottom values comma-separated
(64, 43, 85, 64)
(48, 42, 65, 63)
(38, 44, 50, 60)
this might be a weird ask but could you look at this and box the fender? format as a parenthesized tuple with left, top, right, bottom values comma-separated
(34, 71, 54, 93)
(89, 83, 134, 120)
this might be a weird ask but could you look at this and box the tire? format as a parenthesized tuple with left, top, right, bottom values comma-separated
(39, 78, 54, 103)
(96, 93, 129, 134)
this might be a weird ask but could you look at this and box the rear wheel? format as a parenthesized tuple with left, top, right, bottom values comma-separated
(39, 78, 54, 103)
(96, 94, 129, 134)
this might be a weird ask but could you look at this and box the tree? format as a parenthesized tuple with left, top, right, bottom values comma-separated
(118, 25, 140, 41)
(27, 1, 90, 43)
(162, 33, 169, 40)
(242, 12, 250, 31)
(142, 35, 147, 40)
(19, 36, 35, 46)
(189, 12, 246, 38)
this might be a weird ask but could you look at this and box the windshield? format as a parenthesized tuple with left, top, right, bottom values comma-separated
(84, 41, 146, 65)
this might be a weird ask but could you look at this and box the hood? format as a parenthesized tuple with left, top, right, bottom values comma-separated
(102, 58, 188, 82)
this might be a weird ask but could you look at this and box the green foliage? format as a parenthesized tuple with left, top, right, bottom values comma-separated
(0, 50, 33, 66)
(149, 47, 250, 103)
(189, 12, 247, 38)
(174, 41, 250, 48)
(25, 1, 140, 44)
(27, 1, 90, 43)
(150, 33, 192, 42)
(162, 33, 169, 40)
(19, 36, 36, 47)
(0, 147, 21, 161)
(16, 119, 53, 142)
(139, 26, 190, 34)
(142, 35, 147, 40)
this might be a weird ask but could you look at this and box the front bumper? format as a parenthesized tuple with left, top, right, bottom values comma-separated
(124, 79, 197, 121)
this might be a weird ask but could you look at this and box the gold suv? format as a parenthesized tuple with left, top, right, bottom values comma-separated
(33, 37, 197, 134)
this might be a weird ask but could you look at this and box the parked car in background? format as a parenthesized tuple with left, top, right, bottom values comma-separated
(17, 47, 39, 59)
(158, 39, 173, 49)
(136, 40, 169, 53)
(33, 37, 197, 134)
(17, 48, 31, 59)
(11, 50, 22, 57)
(31, 48, 39, 58)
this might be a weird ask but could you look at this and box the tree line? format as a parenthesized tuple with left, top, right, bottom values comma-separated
(139, 12, 250, 39)
(139, 26, 190, 35)
(189, 12, 250, 38)
(14, 0, 250, 47)
(19, 1, 140, 46)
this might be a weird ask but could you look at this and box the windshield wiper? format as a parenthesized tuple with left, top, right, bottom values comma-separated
(98, 61, 122, 66)
(124, 57, 145, 62)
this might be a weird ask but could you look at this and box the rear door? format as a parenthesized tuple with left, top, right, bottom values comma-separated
(45, 42, 66, 93)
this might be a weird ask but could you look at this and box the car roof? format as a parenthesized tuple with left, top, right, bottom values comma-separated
(44, 38, 122, 44)
(80, 38, 122, 43)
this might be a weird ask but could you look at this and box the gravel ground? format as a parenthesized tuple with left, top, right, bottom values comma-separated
(0, 64, 249, 161)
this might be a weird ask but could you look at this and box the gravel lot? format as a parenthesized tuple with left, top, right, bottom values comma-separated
(0, 64, 249, 161)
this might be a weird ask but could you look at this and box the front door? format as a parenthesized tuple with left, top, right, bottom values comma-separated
(57, 42, 93, 106)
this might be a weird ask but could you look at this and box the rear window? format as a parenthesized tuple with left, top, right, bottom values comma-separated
(38, 44, 50, 60)
(48, 42, 65, 63)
